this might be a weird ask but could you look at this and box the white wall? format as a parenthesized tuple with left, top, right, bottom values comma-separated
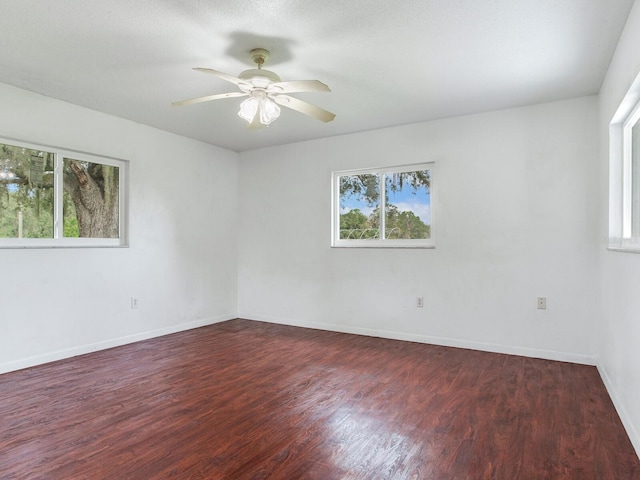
(238, 96, 599, 364)
(0, 83, 239, 373)
(597, 0, 640, 455)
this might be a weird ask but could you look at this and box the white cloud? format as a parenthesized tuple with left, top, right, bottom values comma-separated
(393, 202, 431, 224)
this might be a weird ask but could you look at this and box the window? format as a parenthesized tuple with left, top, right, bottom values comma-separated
(0, 138, 128, 248)
(609, 72, 640, 252)
(624, 103, 640, 238)
(332, 163, 434, 248)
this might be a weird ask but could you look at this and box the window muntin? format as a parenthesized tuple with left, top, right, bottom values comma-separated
(0, 138, 127, 248)
(332, 163, 434, 248)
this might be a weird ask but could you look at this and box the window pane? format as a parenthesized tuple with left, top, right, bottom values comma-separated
(63, 158, 119, 238)
(339, 173, 380, 240)
(0, 143, 54, 238)
(384, 169, 431, 240)
(632, 120, 640, 237)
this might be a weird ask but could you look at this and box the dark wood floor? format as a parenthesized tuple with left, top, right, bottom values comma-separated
(1, 319, 638, 479)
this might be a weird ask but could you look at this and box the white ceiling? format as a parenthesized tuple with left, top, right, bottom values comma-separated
(0, 0, 634, 152)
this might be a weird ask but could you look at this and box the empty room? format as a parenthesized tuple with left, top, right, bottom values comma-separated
(1, 1, 640, 478)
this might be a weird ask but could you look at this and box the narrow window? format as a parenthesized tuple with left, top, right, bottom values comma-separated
(630, 114, 640, 237)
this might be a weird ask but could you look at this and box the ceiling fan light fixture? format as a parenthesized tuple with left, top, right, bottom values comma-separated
(238, 92, 280, 126)
(175, 47, 334, 125)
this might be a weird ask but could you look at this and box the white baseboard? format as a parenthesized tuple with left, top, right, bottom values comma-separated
(241, 313, 597, 365)
(597, 363, 640, 458)
(0, 313, 235, 375)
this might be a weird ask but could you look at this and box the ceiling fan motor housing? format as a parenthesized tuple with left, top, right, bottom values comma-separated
(239, 68, 281, 88)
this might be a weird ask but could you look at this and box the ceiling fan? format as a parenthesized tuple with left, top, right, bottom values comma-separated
(172, 48, 335, 127)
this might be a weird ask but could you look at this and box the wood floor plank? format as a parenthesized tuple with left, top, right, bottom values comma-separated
(0, 319, 638, 479)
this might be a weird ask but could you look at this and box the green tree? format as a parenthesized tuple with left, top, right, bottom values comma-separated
(385, 205, 430, 239)
(339, 208, 379, 239)
(340, 209, 368, 229)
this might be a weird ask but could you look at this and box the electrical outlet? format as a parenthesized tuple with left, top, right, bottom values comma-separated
(537, 297, 546, 310)
(131, 297, 139, 309)
(416, 297, 424, 308)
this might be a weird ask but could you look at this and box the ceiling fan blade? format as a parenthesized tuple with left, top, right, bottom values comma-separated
(272, 95, 335, 122)
(172, 91, 247, 107)
(270, 80, 331, 93)
(193, 67, 250, 87)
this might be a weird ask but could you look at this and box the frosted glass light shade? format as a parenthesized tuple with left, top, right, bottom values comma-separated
(260, 98, 280, 125)
(238, 97, 259, 123)
(238, 95, 281, 125)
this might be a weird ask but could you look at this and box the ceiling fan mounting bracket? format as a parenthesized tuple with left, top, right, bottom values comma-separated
(249, 48, 270, 68)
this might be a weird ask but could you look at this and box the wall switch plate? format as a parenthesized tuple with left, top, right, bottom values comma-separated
(131, 297, 139, 309)
(416, 297, 424, 308)
(537, 297, 546, 310)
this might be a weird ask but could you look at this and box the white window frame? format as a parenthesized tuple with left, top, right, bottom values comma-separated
(622, 102, 640, 238)
(609, 71, 640, 253)
(0, 137, 129, 248)
(332, 162, 435, 249)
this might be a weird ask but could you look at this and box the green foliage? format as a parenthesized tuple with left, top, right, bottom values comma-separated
(385, 170, 430, 196)
(339, 208, 379, 239)
(385, 205, 430, 239)
(339, 174, 379, 207)
(0, 144, 55, 238)
(62, 191, 80, 237)
(340, 209, 368, 230)
(0, 189, 54, 238)
(339, 206, 430, 240)
(63, 214, 80, 238)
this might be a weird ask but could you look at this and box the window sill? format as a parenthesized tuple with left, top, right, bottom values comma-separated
(0, 239, 128, 249)
(607, 245, 640, 254)
(332, 241, 435, 249)
(607, 238, 640, 254)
